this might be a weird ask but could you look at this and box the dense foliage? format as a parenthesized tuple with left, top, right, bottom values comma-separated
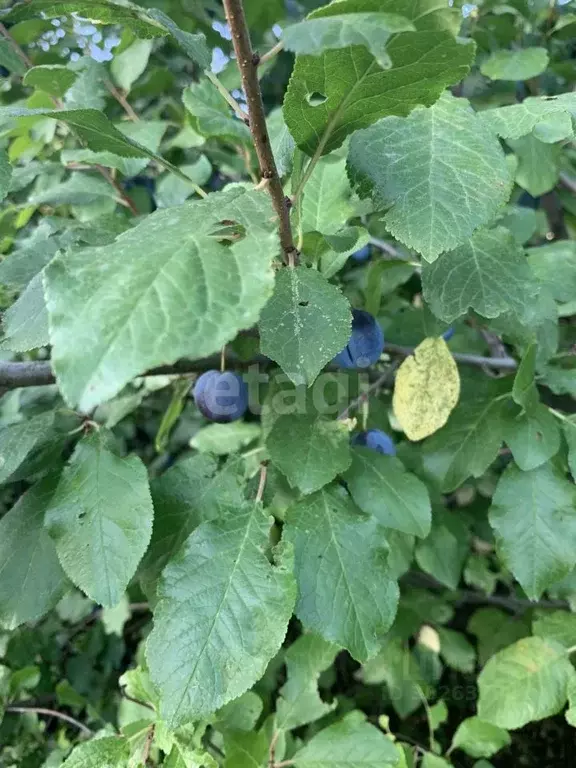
(0, 0, 576, 766)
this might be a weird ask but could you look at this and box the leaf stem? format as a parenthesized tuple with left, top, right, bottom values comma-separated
(5, 706, 93, 736)
(105, 80, 139, 122)
(259, 39, 285, 66)
(256, 462, 268, 503)
(205, 70, 248, 122)
(222, 0, 296, 263)
(338, 364, 399, 421)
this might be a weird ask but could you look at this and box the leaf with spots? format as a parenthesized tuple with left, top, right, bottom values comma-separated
(393, 337, 460, 441)
(347, 94, 511, 261)
(146, 503, 295, 727)
(44, 432, 154, 608)
(285, 484, 399, 662)
(44, 188, 279, 411)
(259, 266, 351, 386)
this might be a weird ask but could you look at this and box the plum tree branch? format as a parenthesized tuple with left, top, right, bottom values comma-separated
(0, 345, 518, 391)
(5, 706, 93, 736)
(222, 0, 296, 263)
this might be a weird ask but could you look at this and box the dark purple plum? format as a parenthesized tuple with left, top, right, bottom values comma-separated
(442, 327, 455, 342)
(333, 309, 384, 369)
(193, 370, 248, 423)
(352, 429, 396, 456)
(350, 245, 371, 263)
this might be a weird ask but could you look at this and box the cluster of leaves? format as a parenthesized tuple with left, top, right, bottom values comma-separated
(0, 0, 576, 766)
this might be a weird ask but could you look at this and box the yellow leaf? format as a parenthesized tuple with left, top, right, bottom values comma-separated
(393, 337, 460, 441)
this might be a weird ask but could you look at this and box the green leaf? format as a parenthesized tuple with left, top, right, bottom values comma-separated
(526, 241, 576, 303)
(30, 174, 118, 206)
(301, 157, 354, 236)
(276, 633, 338, 731)
(23, 65, 78, 98)
(477, 92, 576, 141)
(422, 228, 538, 321)
(267, 414, 351, 495)
(0, 411, 54, 485)
(415, 510, 469, 590)
(145, 8, 211, 69)
(215, 691, 263, 733)
(512, 342, 538, 411)
(111, 39, 153, 92)
(292, 711, 399, 767)
(44, 433, 154, 608)
(155, 158, 212, 208)
(0, 150, 11, 204)
(190, 423, 261, 455)
(223, 730, 268, 768)
(0, 222, 64, 290)
(45, 188, 278, 411)
(393, 337, 460, 441)
(358, 638, 427, 718)
(155, 379, 192, 453)
(533, 610, 576, 649)
(451, 717, 510, 759)
(268, 107, 295, 178)
(503, 404, 561, 471)
(348, 94, 510, 262)
(284, 0, 474, 156)
(146, 503, 295, 727)
(183, 79, 251, 145)
(437, 627, 476, 673)
(468, 607, 530, 667)
(477, 637, 576, 729)
(489, 462, 576, 600)
(259, 266, 351, 386)
(140, 454, 245, 597)
(0, 477, 67, 630)
(480, 47, 549, 81)
(421, 756, 451, 768)
(285, 485, 398, 662)
(421, 390, 509, 492)
(0, 270, 49, 352)
(60, 120, 168, 178)
(564, 421, 576, 481)
(342, 448, 431, 538)
(282, 12, 415, 69)
(61, 736, 130, 767)
(0, 38, 26, 76)
(507, 135, 560, 197)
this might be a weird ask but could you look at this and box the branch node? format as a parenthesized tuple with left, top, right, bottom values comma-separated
(251, 52, 261, 66)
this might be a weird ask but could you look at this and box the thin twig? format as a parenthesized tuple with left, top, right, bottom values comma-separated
(5, 706, 93, 736)
(205, 70, 247, 122)
(95, 165, 139, 215)
(259, 39, 284, 66)
(369, 237, 406, 261)
(559, 171, 576, 195)
(142, 724, 155, 765)
(384, 343, 518, 371)
(120, 689, 155, 711)
(222, 0, 296, 262)
(105, 80, 139, 122)
(268, 730, 280, 768)
(0, 22, 32, 68)
(338, 364, 399, 421)
(255, 462, 268, 503)
(274, 761, 295, 768)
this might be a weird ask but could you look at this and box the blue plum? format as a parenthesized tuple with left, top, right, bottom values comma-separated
(193, 370, 248, 423)
(350, 245, 371, 263)
(333, 309, 384, 369)
(442, 327, 455, 342)
(352, 429, 396, 456)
